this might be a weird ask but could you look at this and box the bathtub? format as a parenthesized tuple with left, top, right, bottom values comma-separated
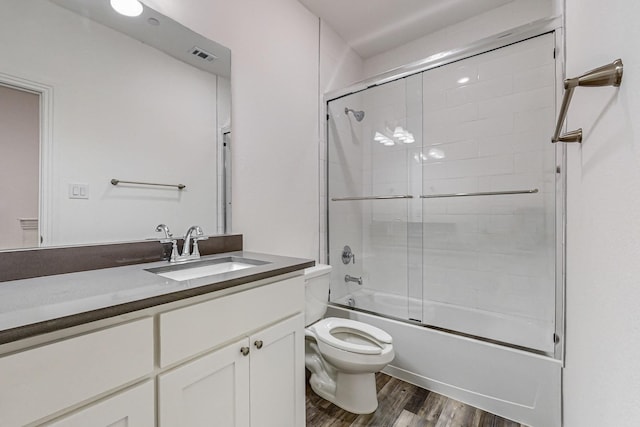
(327, 298, 562, 427)
(335, 289, 554, 353)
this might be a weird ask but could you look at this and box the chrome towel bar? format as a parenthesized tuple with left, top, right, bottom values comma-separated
(420, 189, 538, 199)
(331, 195, 413, 201)
(110, 179, 186, 190)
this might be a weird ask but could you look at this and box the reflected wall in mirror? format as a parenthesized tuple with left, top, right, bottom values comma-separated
(0, 0, 231, 250)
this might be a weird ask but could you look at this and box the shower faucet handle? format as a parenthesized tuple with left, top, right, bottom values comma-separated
(342, 245, 355, 264)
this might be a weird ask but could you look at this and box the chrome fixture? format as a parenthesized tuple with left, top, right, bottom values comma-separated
(344, 107, 365, 122)
(111, 178, 186, 190)
(155, 223, 172, 239)
(421, 188, 538, 199)
(182, 225, 207, 259)
(156, 224, 207, 263)
(345, 274, 363, 285)
(331, 194, 413, 201)
(342, 245, 356, 264)
(552, 59, 623, 143)
(156, 223, 180, 262)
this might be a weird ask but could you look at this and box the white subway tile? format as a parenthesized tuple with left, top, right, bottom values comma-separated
(513, 63, 555, 92)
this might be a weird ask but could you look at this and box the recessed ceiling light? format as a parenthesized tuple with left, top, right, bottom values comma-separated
(110, 0, 144, 17)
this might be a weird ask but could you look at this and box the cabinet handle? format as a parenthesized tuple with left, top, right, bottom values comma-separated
(254, 340, 263, 349)
(240, 346, 250, 356)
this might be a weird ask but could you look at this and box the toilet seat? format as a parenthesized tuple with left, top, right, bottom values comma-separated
(312, 318, 393, 355)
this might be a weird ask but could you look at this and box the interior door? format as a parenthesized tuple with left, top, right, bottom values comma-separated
(0, 83, 39, 249)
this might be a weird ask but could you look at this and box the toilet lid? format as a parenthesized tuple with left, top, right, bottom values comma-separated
(313, 318, 392, 355)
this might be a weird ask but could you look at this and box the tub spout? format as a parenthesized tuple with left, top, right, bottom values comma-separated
(345, 274, 363, 285)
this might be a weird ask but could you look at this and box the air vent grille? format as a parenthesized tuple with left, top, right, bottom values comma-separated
(189, 47, 217, 62)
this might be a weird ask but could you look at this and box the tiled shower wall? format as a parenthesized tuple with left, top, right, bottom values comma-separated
(326, 95, 365, 301)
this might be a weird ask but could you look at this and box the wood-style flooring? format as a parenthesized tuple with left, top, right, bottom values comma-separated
(306, 372, 527, 427)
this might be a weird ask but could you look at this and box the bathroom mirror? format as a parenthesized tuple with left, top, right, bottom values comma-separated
(0, 0, 231, 250)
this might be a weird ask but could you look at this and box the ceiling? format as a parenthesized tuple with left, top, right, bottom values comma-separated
(299, 0, 514, 58)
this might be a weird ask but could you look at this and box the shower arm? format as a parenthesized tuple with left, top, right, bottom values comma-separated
(552, 59, 623, 144)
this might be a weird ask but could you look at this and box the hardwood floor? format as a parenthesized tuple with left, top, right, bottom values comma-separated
(306, 372, 527, 427)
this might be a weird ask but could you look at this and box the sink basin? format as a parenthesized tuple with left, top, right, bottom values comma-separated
(146, 256, 269, 282)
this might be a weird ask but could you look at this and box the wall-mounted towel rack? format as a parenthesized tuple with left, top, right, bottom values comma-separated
(420, 189, 538, 199)
(331, 195, 413, 201)
(110, 179, 186, 190)
(552, 59, 623, 144)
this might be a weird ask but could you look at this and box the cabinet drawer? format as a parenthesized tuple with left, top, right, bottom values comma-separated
(0, 317, 154, 427)
(45, 380, 154, 427)
(160, 275, 304, 367)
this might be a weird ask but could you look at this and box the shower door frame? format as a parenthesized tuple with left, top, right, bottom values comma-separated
(323, 16, 567, 361)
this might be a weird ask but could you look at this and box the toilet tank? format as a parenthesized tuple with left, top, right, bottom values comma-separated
(304, 264, 332, 326)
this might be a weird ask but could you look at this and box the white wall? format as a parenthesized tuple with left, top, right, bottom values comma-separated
(363, 0, 555, 78)
(563, 0, 640, 425)
(0, 0, 221, 246)
(148, 0, 321, 259)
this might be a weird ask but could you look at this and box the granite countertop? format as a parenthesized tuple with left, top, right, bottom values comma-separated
(0, 251, 314, 345)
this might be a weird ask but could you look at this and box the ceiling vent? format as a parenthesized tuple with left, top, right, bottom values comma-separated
(189, 47, 217, 62)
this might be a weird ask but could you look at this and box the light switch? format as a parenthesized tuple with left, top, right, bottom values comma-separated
(68, 183, 89, 199)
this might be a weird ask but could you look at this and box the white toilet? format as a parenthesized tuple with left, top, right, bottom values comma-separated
(304, 264, 394, 414)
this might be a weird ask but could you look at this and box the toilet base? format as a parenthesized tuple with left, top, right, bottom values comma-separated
(309, 371, 378, 415)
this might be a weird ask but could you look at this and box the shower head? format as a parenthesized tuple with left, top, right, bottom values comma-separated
(345, 107, 365, 122)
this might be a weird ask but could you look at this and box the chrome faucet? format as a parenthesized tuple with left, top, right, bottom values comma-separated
(155, 224, 208, 263)
(155, 224, 172, 239)
(181, 225, 209, 261)
(182, 225, 204, 258)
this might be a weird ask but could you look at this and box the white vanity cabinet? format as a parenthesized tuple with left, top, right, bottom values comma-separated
(249, 314, 305, 427)
(0, 318, 154, 427)
(158, 276, 306, 427)
(0, 272, 306, 427)
(158, 314, 305, 427)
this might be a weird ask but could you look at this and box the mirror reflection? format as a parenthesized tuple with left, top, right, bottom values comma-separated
(0, 0, 231, 250)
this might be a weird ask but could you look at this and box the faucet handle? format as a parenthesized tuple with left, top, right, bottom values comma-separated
(192, 235, 208, 258)
(155, 224, 173, 239)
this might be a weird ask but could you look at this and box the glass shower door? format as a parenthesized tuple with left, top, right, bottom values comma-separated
(419, 33, 558, 352)
(326, 32, 560, 355)
(327, 74, 423, 322)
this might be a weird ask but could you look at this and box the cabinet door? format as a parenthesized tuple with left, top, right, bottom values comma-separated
(45, 381, 154, 427)
(250, 313, 305, 427)
(158, 337, 250, 427)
